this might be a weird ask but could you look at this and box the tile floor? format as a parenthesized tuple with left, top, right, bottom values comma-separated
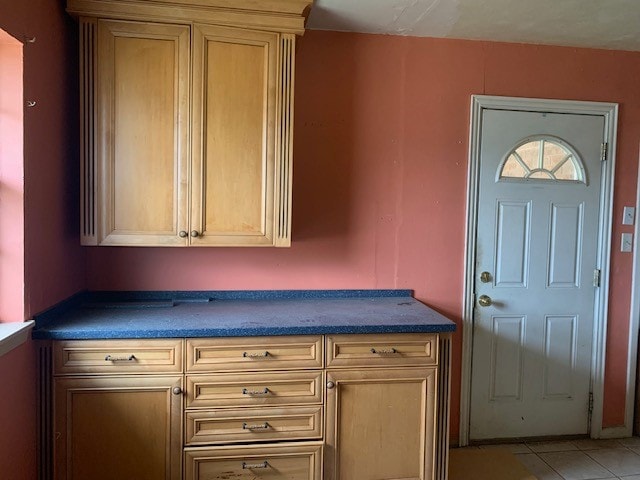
(470, 438, 640, 479)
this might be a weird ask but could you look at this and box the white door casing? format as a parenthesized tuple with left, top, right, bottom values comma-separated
(460, 96, 618, 445)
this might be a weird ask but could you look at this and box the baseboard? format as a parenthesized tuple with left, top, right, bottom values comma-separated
(598, 425, 632, 439)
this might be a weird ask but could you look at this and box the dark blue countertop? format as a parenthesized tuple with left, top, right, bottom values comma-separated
(32, 290, 456, 340)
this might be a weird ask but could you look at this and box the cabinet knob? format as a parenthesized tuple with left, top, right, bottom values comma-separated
(172, 387, 182, 395)
(326, 381, 335, 389)
(178, 231, 188, 238)
(190, 230, 200, 238)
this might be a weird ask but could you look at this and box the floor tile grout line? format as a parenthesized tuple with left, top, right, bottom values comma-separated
(582, 450, 623, 479)
(531, 450, 620, 480)
(531, 451, 569, 479)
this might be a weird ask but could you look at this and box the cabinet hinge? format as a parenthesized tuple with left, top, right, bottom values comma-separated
(601, 142, 608, 162)
(593, 269, 601, 287)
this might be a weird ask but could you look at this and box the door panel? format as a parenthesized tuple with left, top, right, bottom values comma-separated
(543, 315, 577, 398)
(495, 201, 531, 287)
(489, 316, 525, 401)
(470, 109, 604, 439)
(548, 203, 583, 287)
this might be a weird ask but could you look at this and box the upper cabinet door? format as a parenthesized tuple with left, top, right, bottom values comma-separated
(190, 25, 279, 246)
(97, 20, 190, 246)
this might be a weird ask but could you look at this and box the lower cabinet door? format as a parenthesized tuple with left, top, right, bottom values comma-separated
(53, 375, 183, 479)
(184, 442, 323, 480)
(325, 367, 437, 480)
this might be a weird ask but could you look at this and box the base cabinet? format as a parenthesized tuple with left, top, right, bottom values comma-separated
(49, 333, 450, 480)
(53, 375, 183, 480)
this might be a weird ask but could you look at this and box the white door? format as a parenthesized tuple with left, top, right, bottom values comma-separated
(469, 108, 605, 440)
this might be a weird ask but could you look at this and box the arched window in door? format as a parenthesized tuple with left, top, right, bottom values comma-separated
(498, 136, 586, 184)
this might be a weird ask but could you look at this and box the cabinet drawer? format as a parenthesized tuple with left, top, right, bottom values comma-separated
(185, 406, 323, 445)
(184, 442, 322, 480)
(186, 336, 323, 372)
(326, 334, 438, 368)
(186, 371, 323, 409)
(54, 339, 183, 375)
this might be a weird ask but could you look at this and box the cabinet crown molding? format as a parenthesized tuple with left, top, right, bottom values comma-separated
(68, 0, 314, 34)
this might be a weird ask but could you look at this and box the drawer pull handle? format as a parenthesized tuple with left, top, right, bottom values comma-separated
(242, 422, 270, 430)
(370, 348, 397, 354)
(104, 354, 136, 362)
(242, 388, 270, 396)
(243, 351, 270, 358)
(242, 461, 269, 469)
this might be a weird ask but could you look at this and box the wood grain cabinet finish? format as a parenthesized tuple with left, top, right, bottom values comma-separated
(186, 335, 323, 372)
(50, 332, 450, 480)
(323, 333, 449, 480)
(326, 333, 437, 368)
(324, 367, 437, 480)
(94, 19, 191, 246)
(185, 406, 323, 445)
(52, 340, 185, 479)
(186, 370, 324, 409)
(184, 442, 323, 480)
(53, 375, 183, 480)
(70, 0, 311, 247)
(54, 338, 183, 375)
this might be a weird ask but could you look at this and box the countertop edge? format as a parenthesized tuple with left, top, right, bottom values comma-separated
(32, 323, 456, 340)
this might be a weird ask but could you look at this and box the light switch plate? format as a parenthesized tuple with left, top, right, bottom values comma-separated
(621, 232, 634, 252)
(623, 206, 635, 225)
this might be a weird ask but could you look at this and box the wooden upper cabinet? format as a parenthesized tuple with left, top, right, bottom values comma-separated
(72, 0, 311, 246)
(96, 19, 190, 246)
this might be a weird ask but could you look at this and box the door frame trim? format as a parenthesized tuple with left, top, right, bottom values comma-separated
(460, 95, 619, 445)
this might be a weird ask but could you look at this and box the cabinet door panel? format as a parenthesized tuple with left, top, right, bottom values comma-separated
(191, 24, 278, 245)
(54, 375, 182, 479)
(325, 368, 437, 480)
(97, 20, 189, 245)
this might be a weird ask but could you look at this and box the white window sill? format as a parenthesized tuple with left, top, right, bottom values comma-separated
(0, 320, 34, 358)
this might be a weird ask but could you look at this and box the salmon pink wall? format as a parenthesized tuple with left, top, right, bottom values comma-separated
(1, 0, 85, 318)
(87, 32, 640, 440)
(0, 0, 85, 478)
(0, 342, 37, 480)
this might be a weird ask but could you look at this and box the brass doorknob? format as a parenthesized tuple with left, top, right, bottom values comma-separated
(478, 295, 492, 307)
(480, 271, 492, 283)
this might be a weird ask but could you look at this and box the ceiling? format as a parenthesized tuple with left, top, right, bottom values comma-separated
(306, 0, 640, 52)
